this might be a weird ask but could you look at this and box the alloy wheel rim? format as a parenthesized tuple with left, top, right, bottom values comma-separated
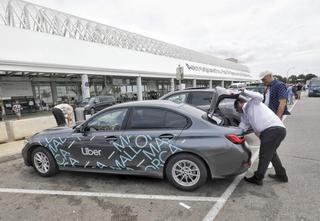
(172, 160, 200, 187)
(33, 152, 50, 174)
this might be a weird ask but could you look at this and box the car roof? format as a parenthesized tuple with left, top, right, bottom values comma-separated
(108, 100, 205, 117)
(159, 86, 229, 99)
(111, 100, 185, 108)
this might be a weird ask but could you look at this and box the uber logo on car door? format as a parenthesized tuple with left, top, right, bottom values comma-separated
(81, 147, 101, 156)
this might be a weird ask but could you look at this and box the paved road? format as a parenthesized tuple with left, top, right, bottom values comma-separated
(0, 95, 318, 221)
(215, 95, 320, 221)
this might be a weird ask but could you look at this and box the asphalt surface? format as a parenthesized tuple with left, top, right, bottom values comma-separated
(215, 95, 320, 221)
(0, 95, 319, 221)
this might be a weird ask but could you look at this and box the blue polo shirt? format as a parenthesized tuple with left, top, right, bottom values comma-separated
(267, 80, 290, 115)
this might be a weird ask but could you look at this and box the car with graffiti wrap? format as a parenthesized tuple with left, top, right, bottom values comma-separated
(22, 100, 251, 191)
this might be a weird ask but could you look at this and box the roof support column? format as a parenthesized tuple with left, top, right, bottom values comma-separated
(81, 74, 90, 100)
(170, 78, 175, 92)
(137, 75, 143, 101)
(193, 79, 197, 88)
(209, 79, 212, 89)
(221, 80, 225, 88)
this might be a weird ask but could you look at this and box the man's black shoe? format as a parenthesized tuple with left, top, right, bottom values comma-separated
(268, 174, 288, 182)
(244, 175, 263, 186)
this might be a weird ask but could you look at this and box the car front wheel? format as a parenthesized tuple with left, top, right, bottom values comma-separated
(31, 147, 58, 177)
(166, 153, 208, 191)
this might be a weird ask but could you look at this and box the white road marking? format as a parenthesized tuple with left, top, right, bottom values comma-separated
(90, 136, 95, 141)
(137, 159, 145, 167)
(84, 161, 90, 168)
(203, 149, 260, 221)
(0, 188, 222, 202)
(108, 151, 115, 159)
(203, 100, 298, 221)
(250, 145, 260, 149)
(67, 140, 75, 149)
(179, 202, 191, 210)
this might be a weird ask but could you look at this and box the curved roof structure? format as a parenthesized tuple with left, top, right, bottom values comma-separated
(0, 0, 250, 74)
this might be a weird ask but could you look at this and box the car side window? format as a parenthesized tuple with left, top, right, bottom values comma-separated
(87, 109, 127, 132)
(129, 108, 188, 129)
(167, 93, 188, 103)
(164, 111, 188, 129)
(189, 92, 213, 106)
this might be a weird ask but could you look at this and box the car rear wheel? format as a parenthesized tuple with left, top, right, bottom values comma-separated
(166, 153, 208, 191)
(31, 147, 58, 177)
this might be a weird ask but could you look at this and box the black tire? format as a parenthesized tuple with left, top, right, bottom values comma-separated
(31, 147, 58, 177)
(166, 153, 208, 191)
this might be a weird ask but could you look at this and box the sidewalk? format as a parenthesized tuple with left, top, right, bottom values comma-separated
(0, 140, 25, 162)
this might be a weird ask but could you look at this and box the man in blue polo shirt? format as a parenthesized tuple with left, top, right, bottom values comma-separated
(259, 71, 290, 120)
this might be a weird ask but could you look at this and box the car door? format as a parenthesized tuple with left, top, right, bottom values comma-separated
(110, 107, 189, 173)
(70, 108, 129, 170)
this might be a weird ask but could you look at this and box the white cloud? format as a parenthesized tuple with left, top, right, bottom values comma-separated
(28, 0, 320, 77)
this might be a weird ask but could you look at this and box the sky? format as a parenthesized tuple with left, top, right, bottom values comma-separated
(28, 0, 320, 78)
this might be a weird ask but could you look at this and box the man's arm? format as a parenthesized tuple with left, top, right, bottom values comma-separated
(276, 83, 288, 119)
(277, 99, 286, 119)
(241, 89, 264, 103)
(239, 115, 250, 132)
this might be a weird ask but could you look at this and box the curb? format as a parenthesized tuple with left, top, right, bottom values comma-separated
(0, 153, 22, 164)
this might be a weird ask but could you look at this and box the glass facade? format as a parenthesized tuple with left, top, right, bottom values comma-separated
(0, 73, 229, 116)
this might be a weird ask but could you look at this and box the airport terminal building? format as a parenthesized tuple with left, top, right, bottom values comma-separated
(0, 0, 253, 115)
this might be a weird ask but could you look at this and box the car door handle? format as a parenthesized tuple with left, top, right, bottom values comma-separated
(159, 134, 174, 140)
(105, 136, 117, 142)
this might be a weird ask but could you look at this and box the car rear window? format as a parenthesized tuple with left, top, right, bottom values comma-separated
(189, 92, 213, 106)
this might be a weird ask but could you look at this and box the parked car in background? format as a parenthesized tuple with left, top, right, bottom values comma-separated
(308, 78, 320, 97)
(22, 100, 251, 191)
(228, 82, 246, 92)
(245, 82, 265, 94)
(159, 87, 241, 126)
(79, 95, 116, 115)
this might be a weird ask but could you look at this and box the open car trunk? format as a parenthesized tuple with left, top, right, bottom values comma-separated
(207, 91, 248, 127)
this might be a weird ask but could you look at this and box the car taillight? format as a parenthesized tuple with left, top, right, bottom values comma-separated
(226, 134, 245, 144)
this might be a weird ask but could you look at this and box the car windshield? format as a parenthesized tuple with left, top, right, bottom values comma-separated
(79, 98, 90, 107)
(100, 96, 115, 102)
(88, 97, 96, 104)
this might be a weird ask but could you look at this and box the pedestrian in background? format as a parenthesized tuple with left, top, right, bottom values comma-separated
(286, 84, 294, 105)
(259, 71, 290, 120)
(52, 102, 74, 127)
(234, 89, 288, 185)
(12, 101, 22, 120)
(296, 83, 303, 100)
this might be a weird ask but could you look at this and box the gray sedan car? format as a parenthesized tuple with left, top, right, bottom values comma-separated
(22, 100, 251, 191)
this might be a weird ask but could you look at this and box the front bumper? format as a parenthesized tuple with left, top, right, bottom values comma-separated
(21, 142, 32, 166)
